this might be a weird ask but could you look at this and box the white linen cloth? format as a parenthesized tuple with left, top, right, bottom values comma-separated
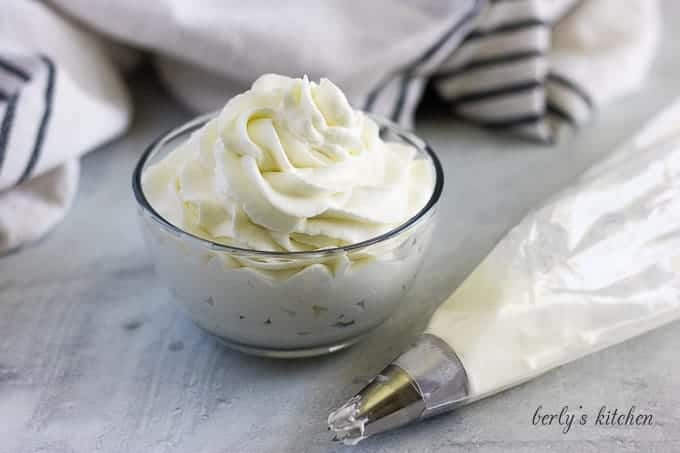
(0, 0, 660, 253)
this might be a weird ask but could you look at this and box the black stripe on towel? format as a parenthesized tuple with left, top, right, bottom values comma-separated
(434, 49, 544, 80)
(0, 56, 31, 82)
(363, 78, 386, 113)
(446, 79, 541, 105)
(390, 75, 411, 122)
(546, 102, 577, 127)
(412, 6, 481, 70)
(0, 86, 9, 100)
(387, 5, 483, 121)
(459, 112, 543, 129)
(17, 55, 56, 186)
(0, 93, 19, 176)
(464, 18, 547, 41)
(547, 72, 593, 109)
(364, 0, 481, 112)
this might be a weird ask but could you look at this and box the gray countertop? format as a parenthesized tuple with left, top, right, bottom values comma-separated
(2, 5, 680, 452)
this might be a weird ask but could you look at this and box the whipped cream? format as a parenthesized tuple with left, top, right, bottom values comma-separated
(142, 74, 434, 252)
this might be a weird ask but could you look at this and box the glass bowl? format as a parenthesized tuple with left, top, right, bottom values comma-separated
(132, 113, 444, 358)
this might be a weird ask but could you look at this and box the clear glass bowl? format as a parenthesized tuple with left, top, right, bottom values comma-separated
(132, 113, 444, 358)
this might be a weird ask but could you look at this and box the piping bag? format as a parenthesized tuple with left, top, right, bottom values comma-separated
(328, 100, 680, 445)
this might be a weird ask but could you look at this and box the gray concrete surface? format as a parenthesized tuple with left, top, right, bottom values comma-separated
(2, 4, 680, 452)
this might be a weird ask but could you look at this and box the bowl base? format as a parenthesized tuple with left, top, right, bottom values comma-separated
(214, 334, 366, 358)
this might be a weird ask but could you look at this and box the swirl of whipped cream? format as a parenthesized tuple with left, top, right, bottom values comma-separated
(143, 74, 434, 252)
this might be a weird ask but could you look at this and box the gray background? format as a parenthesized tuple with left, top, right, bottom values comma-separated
(2, 3, 680, 452)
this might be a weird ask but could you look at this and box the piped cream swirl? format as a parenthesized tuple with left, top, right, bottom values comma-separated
(142, 74, 434, 252)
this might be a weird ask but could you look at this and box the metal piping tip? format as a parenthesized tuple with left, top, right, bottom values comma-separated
(328, 365, 426, 445)
(328, 335, 470, 445)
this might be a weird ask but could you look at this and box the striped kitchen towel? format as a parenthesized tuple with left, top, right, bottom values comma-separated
(0, 1, 131, 252)
(431, 0, 660, 142)
(0, 0, 660, 253)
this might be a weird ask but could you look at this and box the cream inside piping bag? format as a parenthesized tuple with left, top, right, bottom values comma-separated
(328, 100, 680, 445)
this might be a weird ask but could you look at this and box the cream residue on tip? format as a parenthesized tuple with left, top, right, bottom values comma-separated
(327, 396, 368, 446)
(142, 74, 433, 253)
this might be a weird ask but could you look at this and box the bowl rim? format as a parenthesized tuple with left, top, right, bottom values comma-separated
(132, 112, 444, 258)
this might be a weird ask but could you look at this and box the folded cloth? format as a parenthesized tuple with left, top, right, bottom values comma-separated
(0, 0, 660, 253)
(0, 0, 131, 252)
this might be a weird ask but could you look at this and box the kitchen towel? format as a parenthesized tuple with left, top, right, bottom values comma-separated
(0, 0, 660, 253)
